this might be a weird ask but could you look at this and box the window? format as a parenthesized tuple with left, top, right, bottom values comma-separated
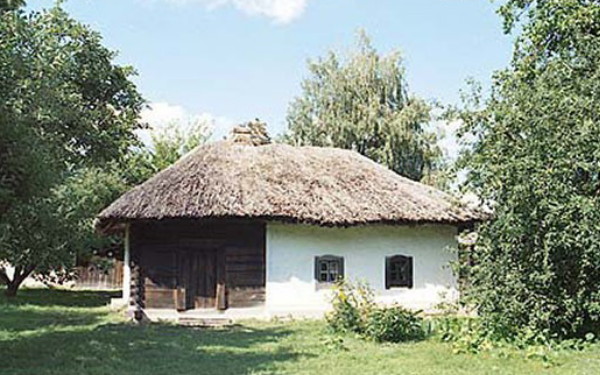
(385, 255, 413, 289)
(314, 255, 344, 283)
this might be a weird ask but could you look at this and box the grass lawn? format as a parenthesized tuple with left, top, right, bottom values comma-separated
(1, 289, 599, 375)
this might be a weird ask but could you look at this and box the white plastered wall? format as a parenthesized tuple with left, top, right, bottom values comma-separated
(265, 223, 459, 317)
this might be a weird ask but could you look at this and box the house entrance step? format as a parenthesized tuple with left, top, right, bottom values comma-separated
(177, 317, 233, 327)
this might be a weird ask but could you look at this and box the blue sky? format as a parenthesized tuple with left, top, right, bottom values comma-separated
(32, 0, 513, 145)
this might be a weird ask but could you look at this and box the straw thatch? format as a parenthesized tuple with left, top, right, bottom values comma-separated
(97, 141, 483, 231)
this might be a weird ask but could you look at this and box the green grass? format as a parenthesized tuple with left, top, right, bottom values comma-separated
(1, 289, 600, 374)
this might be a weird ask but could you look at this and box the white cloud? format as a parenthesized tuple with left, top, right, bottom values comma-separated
(153, 0, 308, 24)
(229, 0, 308, 24)
(138, 102, 234, 146)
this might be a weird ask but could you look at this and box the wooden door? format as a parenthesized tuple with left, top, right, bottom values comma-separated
(179, 249, 226, 310)
(194, 250, 216, 309)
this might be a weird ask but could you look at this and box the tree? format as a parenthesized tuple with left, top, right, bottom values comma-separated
(0, 5, 144, 296)
(119, 118, 213, 188)
(454, 0, 600, 340)
(0, 0, 25, 12)
(0, 167, 128, 294)
(149, 119, 212, 172)
(284, 31, 440, 182)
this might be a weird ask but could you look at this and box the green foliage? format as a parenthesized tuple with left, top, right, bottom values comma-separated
(327, 280, 425, 343)
(285, 31, 441, 182)
(364, 306, 425, 343)
(0, 6, 143, 200)
(0, 0, 25, 12)
(149, 120, 212, 172)
(433, 316, 489, 354)
(1, 167, 127, 285)
(321, 334, 349, 352)
(117, 119, 212, 189)
(326, 279, 374, 334)
(451, 0, 600, 341)
(0, 113, 56, 215)
(0, 4, 144, 294)
(431, 314, 596, 366)
(0, 4, 144, 212)
(50, 167, 128, 262)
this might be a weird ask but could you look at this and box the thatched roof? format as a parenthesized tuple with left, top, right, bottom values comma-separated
(97, 141, 483, 231)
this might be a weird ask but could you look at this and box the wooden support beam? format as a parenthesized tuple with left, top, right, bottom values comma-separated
(122, 224, 131, 304)
(216, 250, 227, 310)
(131, 261, 144, 321)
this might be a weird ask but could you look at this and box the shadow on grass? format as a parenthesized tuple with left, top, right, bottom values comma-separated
(0, 287, 120, 307)
(0, 288, 118, 334)
(1, 322, 307, 375)
(0, 303, 107, 333)
(0, 289, 310, 374)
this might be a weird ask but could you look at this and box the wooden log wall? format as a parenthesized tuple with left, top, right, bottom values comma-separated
(131, 220, 266, 310)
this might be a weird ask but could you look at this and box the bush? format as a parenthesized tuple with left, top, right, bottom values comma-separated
(327, 279, 425, 343)
(430, 314, 597, 361)
(326, 279, 374, 334)
(431, 315, 489, 353)
(364, 306, 425, 343)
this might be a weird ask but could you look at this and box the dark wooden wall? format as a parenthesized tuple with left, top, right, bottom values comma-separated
(130, 220, 266, 310)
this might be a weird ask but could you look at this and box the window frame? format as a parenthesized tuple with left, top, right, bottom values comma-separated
(314, 255, 344, 284)
(385, 255, 413, 289)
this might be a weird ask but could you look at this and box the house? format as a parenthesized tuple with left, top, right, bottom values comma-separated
(96, 128, 481, 320)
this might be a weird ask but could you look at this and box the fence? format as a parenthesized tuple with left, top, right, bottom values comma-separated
(74, 260, 123, 290)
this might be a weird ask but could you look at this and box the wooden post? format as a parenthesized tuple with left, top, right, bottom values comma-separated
(122, 224, 131, 305)
(175, 287, 186, 311)
(131, 259, 144, 321)
(216, 250, 227, 310)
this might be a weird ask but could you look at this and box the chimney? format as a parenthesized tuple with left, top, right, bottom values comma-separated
(228, 119, 271, 146)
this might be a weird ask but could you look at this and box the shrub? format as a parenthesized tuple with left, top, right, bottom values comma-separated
(327, 279, 425, 343)
(430, 314, 597, 360)
(431, 315, 489, 353)
(326, 279, 374, 334)
(364, 306, 425, 343)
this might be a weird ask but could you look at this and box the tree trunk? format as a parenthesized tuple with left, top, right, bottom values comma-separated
(5, 282, 19, 297)
(1, 265, 34, 298)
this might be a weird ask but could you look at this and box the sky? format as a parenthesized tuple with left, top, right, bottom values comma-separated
(31, 0, 514, 155)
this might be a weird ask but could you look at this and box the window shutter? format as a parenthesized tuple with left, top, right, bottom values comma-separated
(314, 256, 321, 281)
(385, 257, 391, 289)
(338, 256, 345, 281)
(407, 256, 414, 288)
